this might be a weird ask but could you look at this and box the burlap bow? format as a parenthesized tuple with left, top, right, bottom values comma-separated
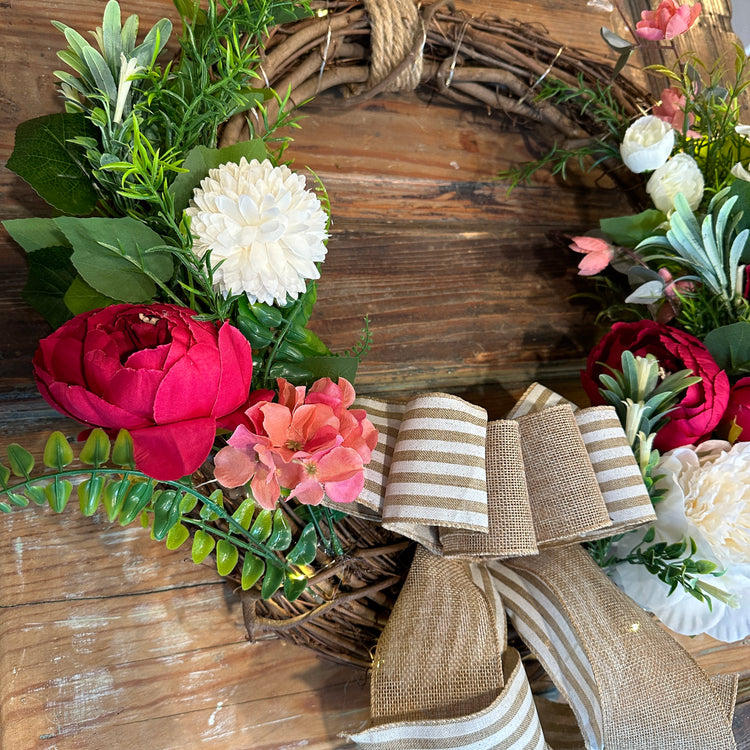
(344, 384, 738, 750)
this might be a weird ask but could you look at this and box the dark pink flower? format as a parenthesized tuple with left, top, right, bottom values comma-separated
(582, 320, 729, 451)
(635, 1, 701, 41)
(33, 304, 255, 481)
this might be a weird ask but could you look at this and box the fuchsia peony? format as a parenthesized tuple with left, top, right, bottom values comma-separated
(635, 0, 701, 41)
(214, 377, 378, 509)
(33, 304, 256, 481)
(582, 320, 729, 451)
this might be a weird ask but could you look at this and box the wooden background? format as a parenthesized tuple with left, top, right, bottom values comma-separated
(1, 0, 749, 748)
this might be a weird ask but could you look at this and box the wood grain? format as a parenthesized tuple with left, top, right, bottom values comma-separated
(2, 1, 750, 748)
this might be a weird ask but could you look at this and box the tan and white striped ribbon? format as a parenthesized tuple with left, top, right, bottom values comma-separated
(345, 384, 737, 750)
(353, 385, 654, 554)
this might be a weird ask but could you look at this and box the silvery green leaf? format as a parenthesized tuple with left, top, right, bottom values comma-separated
(132, 18, 172, 69)
(120, 13, 139, 55)
(101, 0, 124, 76)
(82, 46, 118, 106)
(625, 280, 665, 304)
(600, 26, 633, 51)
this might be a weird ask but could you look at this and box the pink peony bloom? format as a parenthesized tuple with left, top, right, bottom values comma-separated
(653, 87, 698, 136)
(635, 1, 701, 41)
(569, 236, 615, 275)
(213, 377, 378, 509)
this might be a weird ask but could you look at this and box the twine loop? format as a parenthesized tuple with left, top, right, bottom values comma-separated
(361, 0, 424, 93)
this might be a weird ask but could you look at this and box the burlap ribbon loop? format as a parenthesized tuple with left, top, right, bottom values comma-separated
(346, 384, 739, 750)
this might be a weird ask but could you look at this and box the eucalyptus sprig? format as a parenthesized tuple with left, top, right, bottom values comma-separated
(0, 429, 321, 601)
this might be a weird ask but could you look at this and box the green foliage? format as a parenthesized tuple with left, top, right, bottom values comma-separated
(636, 191, 750, 337)
(6, 114, 99, 215)
(600, 210, 666, 247)
(598, 351, 700, 503)
(22, 246, 78, 328)
(704, 321, 750, 376)
(498, 76, 631, 189)
(588, 529, 724, 609)
(0, 429, 352, 603)
(55, 216, 174, 303)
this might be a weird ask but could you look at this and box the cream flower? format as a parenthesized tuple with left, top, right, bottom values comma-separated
(186, 158, 328, 305)
(646, 152, 704, 214)
(620, 115, 675, 173)
(611, 441, 750, 642)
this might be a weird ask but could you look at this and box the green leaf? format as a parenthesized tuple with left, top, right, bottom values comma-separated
(78, 475, 106, 516)
(600, 209, 666, 247)
(173, 0, 201, 22)
(704, 322, 750, 375)
(283, 573, 307, 601)
(45, 479, 73, 512)
(2, 218, 70, 253)
(241, 553, 265, 590)
(249, 509, 273, 543)
(26, 484, 47, 506)
(103, 478, 130, 521)
(43, 431, 74, 471)
(0, 464, 10, 488)
(8, 492, 30, 508)
(231, 497, 256, 530)
(166, 522, 191, 550)
(170, 140, 268, 215)
(267, 509, 292, 550)
(191, 529, 216, 563)
(297, 355, 359, 385)
(260, 561, 284, 599)
(152, 490, 182, 541)
(112, 430, 135, 468)
(215, 539, 239, 576)
(696, 559, 719, 574)
(6, 113, 99, 214)
(22, 246, 77, 328)
(286, 523, 318, 566)
(119, 481, 154, 525)
(0, 503, 13, 513)
(79, 428, 111, 467)
(64, 276, 119, 315)
(55, 216, 174, 303)
(7, 444, 34, 478)
(642, 526, 656, 544)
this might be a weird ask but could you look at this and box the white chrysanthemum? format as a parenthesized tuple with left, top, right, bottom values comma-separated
(611, 440, 750, 642)
(186, 158, 328, 305)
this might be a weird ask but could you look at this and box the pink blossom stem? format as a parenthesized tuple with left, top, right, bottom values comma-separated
(610, 0, 639, 42)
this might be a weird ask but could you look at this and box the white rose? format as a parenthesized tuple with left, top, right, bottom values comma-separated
(731, 161, 750, 182)
(646, 152, 704, 214)
(620, 115, 675, 173)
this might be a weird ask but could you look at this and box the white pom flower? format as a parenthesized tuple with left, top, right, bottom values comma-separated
(186, 157, 328, 305)
(611, 441, 750, 642)
(646, 152, 704, 214)
(620, 115, 675, 173)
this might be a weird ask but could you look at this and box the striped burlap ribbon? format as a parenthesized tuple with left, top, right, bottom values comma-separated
(346, 384, 738, 750)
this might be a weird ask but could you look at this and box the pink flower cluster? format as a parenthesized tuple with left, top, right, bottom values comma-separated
(635, 1, 701, 42)
(214, 378, 378, 509)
